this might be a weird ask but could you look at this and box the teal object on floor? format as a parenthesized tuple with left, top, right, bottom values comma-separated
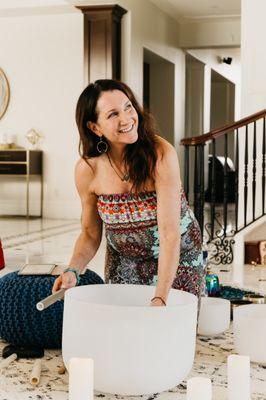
(0, 269, 104, 349)
(206, 273, 220, 296)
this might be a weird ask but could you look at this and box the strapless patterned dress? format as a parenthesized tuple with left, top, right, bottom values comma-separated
(97, 188, 204, 297)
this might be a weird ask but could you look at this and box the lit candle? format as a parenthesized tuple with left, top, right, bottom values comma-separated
(227, 354, 250, 400)
(69, 357, 94, 400)
(187, 377, 212, 400)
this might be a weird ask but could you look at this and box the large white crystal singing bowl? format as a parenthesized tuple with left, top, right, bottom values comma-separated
(198, 297, 230, 336)
(233, 304, 266, 364)
(62, 284, 198, 395)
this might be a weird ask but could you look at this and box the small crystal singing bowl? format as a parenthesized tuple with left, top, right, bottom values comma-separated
(242, 293, 266, 304)
(230, 299, 253, 320)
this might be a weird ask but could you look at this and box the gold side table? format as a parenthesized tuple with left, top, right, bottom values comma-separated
(0, 149, 43, 218)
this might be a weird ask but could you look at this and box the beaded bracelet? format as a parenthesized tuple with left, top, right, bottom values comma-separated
(151, 296, 166, 306)
(63, 267, 81, 285)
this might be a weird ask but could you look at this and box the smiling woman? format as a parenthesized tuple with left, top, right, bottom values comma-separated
(75, 80, 158, 193)
(0, 67, 10, 120)
(52, 79, 204, 308)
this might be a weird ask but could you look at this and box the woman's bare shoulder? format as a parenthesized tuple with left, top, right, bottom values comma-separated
(75, 157, 102, 195)
(155, 136, 177, 160)
(154, 137, 181, 186)
(75, 156, 103, 175)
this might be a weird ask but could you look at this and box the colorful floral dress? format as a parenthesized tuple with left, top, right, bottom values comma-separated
(97, 188, 204, 297)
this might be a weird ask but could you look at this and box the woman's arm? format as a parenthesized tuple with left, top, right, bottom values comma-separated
(152, 140, 181, 306)
(52, 159, 102, 293)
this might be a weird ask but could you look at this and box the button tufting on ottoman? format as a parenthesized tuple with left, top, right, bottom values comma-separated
(0, 269, 104, 349)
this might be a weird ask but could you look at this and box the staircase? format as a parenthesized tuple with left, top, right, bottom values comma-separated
(180, 109, 266, 265)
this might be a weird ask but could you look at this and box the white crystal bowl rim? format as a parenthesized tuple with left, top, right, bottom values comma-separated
(234, 303, 266, 318)
(65, 284, 198, 309)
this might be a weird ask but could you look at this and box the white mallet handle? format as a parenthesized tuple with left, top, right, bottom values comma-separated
(30, 359, 42, 386)
(36, 289, 66, 311)
(0, 353, 17, 369)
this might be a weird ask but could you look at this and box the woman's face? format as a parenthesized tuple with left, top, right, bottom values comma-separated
(91, 90, 139, 146)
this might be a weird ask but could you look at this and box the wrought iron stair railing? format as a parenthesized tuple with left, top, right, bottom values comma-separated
(180, 109, 266, 264)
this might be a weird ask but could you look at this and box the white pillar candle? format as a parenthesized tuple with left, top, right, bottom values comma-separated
(227, 354, 250, 400)
(187, 377, 212, 400)
(69, 358, 94, 400)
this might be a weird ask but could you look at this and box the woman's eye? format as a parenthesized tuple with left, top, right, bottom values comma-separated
(108, 112, 118, 118)
(126, 104, 132, 110)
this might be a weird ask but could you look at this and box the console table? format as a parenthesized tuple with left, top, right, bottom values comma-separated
(0, 149, 43, 218)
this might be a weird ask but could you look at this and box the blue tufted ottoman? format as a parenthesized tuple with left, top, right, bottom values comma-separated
(0, 269, 104, 349)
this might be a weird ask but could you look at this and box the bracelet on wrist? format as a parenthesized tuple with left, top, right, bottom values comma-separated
(63, 267, 81, 285)
(151, 296, 166, 306)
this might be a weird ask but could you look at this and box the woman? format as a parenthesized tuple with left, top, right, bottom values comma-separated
(52, 79, 204, 306)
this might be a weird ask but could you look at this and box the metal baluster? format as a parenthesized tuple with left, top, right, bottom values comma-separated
(194, 146, 198, 221)
(210, 139, 216, 240)
(200, 145, 205, 235)
(262, 117, 266, 215)
(193, 144, 205, 234)
(223, 134, 228, 237)
(252, 121, 257, 221)
(244, 125, 249, 227)
(184, 145, 190, 202)
(235, 129, 239, 232)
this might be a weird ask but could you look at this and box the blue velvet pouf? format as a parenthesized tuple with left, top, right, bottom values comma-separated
(0, 270, 104, 349)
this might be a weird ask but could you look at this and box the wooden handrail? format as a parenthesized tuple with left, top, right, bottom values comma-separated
(180, 109, 266, 146)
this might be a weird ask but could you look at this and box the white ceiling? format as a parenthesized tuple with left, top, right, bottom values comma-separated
(0, 0, 67, 8)
(0, 0, 241, 21)
(149, 0, 241, 21)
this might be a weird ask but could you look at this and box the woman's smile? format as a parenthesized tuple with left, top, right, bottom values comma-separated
(118, 122, 135, 134)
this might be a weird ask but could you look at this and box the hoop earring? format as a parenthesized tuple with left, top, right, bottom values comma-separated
(97, 137, 108, 153)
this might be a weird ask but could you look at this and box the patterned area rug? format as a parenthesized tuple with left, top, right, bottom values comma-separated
(0, 326, 265, 400)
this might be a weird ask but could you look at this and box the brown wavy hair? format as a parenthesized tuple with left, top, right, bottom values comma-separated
(75, 79, 159, 192)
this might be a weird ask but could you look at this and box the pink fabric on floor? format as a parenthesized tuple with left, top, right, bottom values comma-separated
(0, 239, 5, 270)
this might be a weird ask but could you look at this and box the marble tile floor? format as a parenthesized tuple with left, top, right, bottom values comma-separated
(0, 217, 266, 400)
(0, 328, 265, 400)
(1, 217, 106, 277)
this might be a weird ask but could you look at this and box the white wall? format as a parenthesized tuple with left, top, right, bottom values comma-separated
(0, 10, 84, 218)
(241, 0, 266, 116)
(187, 48, 241, 132)
(234, 216, 266, 267)
(179, 18, 241, 49)
(72, 2, 241, 193)
(0, 0, 187, 218)
(118, 0, 186, 165)
(0, 1, 244, 219)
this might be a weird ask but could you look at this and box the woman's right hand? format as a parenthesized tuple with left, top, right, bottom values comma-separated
(52, 272, 77, 294)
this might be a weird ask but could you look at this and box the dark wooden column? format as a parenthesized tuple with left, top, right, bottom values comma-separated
(76, 5, 127, 83)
